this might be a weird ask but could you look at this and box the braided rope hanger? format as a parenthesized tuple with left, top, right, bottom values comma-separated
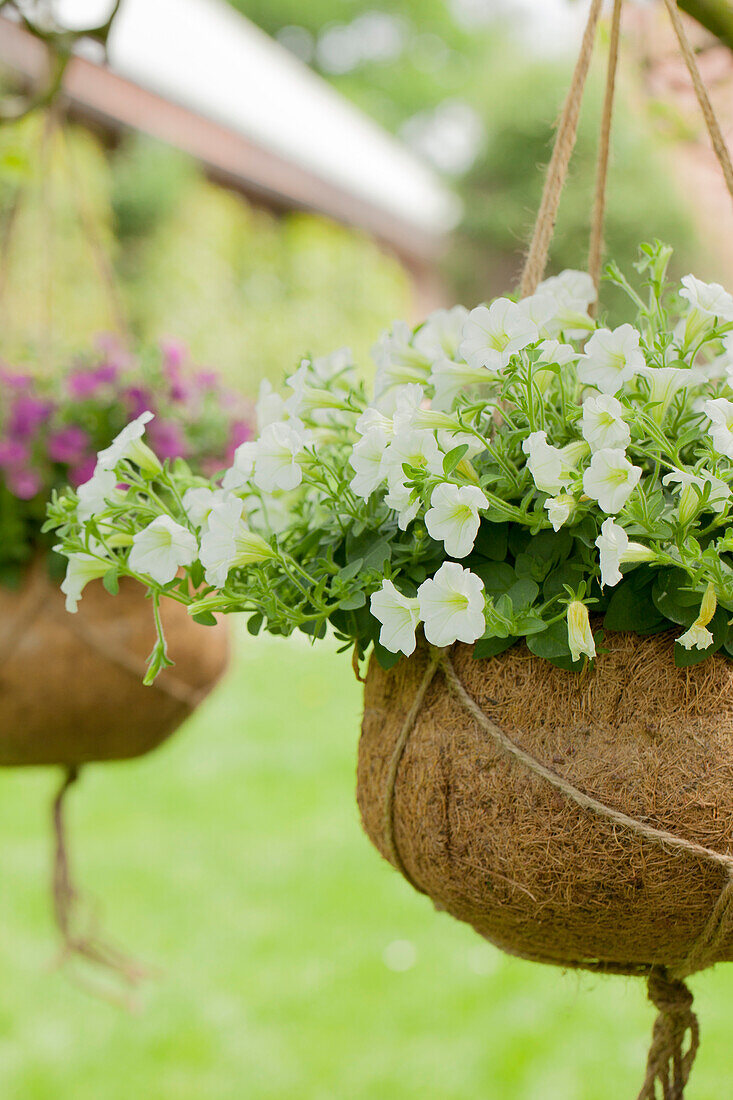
(519, 0, 733, 303)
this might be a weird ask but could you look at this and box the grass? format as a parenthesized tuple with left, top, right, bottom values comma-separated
(0, 628, 731, 1099)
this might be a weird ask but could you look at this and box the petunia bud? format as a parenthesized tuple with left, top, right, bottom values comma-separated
(567, 600, 596, 663)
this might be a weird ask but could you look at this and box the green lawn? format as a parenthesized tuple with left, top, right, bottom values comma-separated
(0, 629, 731, 1099)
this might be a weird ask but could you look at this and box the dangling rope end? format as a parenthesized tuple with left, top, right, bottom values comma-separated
(51, 765, 154, 1002)
(636, 967, 699, 1100)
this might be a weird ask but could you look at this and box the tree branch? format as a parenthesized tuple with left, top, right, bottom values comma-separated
(678, 0, 733, 51)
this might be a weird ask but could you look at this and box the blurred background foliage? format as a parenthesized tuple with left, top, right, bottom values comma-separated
(0, 116, 409, 390)
(0, 0, 703, 392)
(234, 0, 699, 312)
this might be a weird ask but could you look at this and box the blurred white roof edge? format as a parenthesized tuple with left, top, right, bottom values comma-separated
(0, 0, 461, 261)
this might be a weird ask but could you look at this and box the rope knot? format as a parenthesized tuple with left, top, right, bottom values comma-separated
(637, 967, 699, 1100)
(647, 969, 694, 1016)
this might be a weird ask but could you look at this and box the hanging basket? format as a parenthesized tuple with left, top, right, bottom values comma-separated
(0, 560, 229, 767)
(358, 634, 733, 1096)
(358, 634, 733, 974)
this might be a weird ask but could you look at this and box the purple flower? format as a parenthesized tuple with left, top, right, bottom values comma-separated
(0, 439, 29, 468)
(0, 366, 33, 391)
(160, 338, 187, 371)
(69, 454, 97, 486)
(195, 369, 219, 392)
(47, 425, 89, 465)
(67, 362, 119, 398)
(160, 339, 190, 402)
(147, 419, 188, 461)
(5, 466, 42, 500)
(9, 395, 54, 438)
(123, 385, 155, 418)
(226, 419, 254, 464)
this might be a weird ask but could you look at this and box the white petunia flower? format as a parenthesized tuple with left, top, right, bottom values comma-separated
(536, 269, 596, 335)
(349, 426, 390, 500)
(522, 431, 584, 495)
(517, 292, 557, 336)
(567, 600, 596, 662)
(373, 321, 431, 397)
(428, 359, 499, 411)
(383, 429, 443, 529)
(677, 583, 718, 651)
(581, 394, 631, 451)
(222, 441, 258, 491)
(680, 274, 733, 321)
(355, 405, 392, 436)
(96, 411, 160, 474)
(254, 419, 312, 493)
(183, 486, 233, 530)
(639, 365, 699, 422)
(536, 339, 580, 368)
(594, 518, 655, 588)
(310, 346, 355, 386)
(578, 325, 645, 394)
(413, 306, 469, 361)
(199, 498, 275, 587)
(663, 468, 730, 523)
(76, 467, 121, 522)
(425, 482, 489, 558)
(256, 379, 287, 432)
(417, 562, 485, 647)
(582, 448, 642, 514)
(459, 298, 538, 372)
(59, 544, 112, 613)
(391, 383, 427, 434)
(128, 515, 198, 585)
(705, 397, 733, 458)
(544, 494, 575, 532)
(370, 580, 421, 656)
(595, 518, 628, 588)
(284, 362, 351, 420)
(538, 269, 596, 314)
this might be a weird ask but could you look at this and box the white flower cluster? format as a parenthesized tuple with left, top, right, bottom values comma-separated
(54, 255, 733, 668)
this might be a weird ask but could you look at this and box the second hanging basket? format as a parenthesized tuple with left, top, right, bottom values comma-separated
(0, 560, 229, 766)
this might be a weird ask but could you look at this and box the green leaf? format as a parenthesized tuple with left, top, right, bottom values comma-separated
(472, 635, 517, 659)
(473, 521, 508, 561)
(102, 568, 119, 597)
(512, 611, 546, 636)
(652, 568, 701, 627)
(470, 560, 515, 596)
(346, 533, 391, 572)
(526, 619, 585, 671)
(674, 608, 729, 667)
(543, 561, 584, 602)
(338, 558, 364, 583)
(339, 591, 367, 611)
(373, 641, 401, 670)
(192, 611, 218, 627)
(506, 578, 539, 610)
(246, 613, 264, 636)
(442, 444, 469, 476)
(526, 619, 570, 661)
(604, 569, 667, 634)
(189, 560, 205, 588)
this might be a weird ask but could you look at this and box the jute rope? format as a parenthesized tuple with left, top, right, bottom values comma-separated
(518, 0, 603, 298)
(380, 649, 733, 1099)
(662, 0, 733, 206)
(588, 0, 623, 303)
(52, 766, 150, 1002)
